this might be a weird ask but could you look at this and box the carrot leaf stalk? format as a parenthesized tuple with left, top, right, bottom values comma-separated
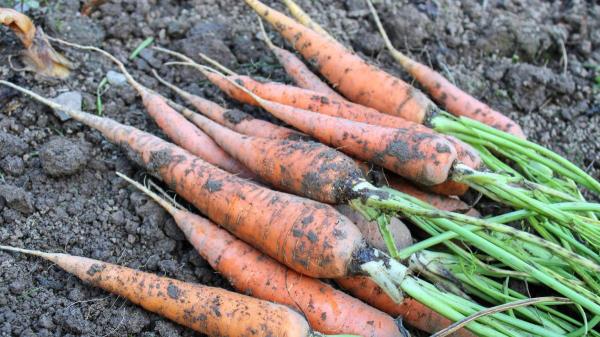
(431, 113, 600, 195)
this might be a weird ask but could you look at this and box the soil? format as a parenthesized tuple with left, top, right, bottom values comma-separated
(0, 0, 599, 336)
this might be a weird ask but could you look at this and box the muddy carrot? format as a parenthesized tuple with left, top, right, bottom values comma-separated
(202, 66, 457, 186)
(48, 37, 255, 179)
(1, 80, 409, 302)
(257, 18, 344, 100)
(244, 0, 437, 123)
(0, 245, 321, 337)
(336, 276, 476, 337)
(152, 70, 308, 141)
(120, 173, 403, 337)
(365, 0, 525, 138)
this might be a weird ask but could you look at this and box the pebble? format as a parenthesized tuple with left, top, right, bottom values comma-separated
(106, 70, 128, 87)
(51, 91, 82, 122)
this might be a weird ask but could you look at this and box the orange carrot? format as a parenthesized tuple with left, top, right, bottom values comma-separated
(258, 18, 344, 100)
(152, 70, 308, 141)
(160, 92, 367, 204)
(244, 0, 437, 123)
(1, 80, 407, 301)
(205, 67, 457, 186)
(0, 245, 316, 337)
(48, 38, 254, 179)
(120, 174, 403, 337)
(365, 0, 525, 138)
(336, 276, 476, 337)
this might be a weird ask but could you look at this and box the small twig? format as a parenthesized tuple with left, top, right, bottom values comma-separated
(558, 38, 568, 76)
(431, 296, 571, 337)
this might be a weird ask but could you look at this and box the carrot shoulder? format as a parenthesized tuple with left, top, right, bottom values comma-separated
(1, 246, 311, 337)
(244, 0, 437, 123)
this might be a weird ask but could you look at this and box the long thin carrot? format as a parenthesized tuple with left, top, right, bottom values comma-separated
(48, 37, 255, 179)
(0, 80, 408, 302)
(336, 276, 476, 337)
(119, 173, 403, 337)
(0, 245, 320, 337)
(244, 0, 437, 123)
(364, 0, 525, 138)
(152, 70, 308, 141)
(198, 65, 457, 186)
(257, 18, 344, 100)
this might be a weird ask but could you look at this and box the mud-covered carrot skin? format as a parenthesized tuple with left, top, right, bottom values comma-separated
(173, 210, 402, 337)
(336, 277, 476, 337)
(245, 0, 437, 123)
(268, 43, 346, 100)
(45, 253, 311, 337)
(255, 98, 457, 186)
(139, 90, 255, 179)
(67, 110, 364, 279)
(190, 111, 364, 203)
(401, 58, 526, 138)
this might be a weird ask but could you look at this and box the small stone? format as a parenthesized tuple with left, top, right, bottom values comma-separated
(106, 70, 128, 87)
(110, 210, 126, 226)
(39, 137, 89, 177)
(51, 91, 82, 122)
(0, 184, 34, 214)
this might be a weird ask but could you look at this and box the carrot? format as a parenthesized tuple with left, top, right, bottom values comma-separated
(1, 80, 409, 302)
(0, 245, 327, 337)
(165, 50, 412, 130)
(157, 89, 368, 204)
(365, 0, 525, 139)
(199, 65, 457, 186)
(152, 70, 308, 141)
(336, 276, 476, 337)
(243, 0, 437, 123)
(120, 173, 403, 337)
(336, 204, 412, 252)
(48, 37, 255, 179)
(257, 18, 344, 100)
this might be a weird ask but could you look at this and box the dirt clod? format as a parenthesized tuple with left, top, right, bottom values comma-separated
(0, 184, 34, 214)
(39, 137, 90, 177)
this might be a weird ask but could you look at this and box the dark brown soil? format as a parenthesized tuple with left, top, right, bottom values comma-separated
(0, 0, 599, 336)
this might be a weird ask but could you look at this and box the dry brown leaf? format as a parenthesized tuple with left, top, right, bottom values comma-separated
(21, 28, 74, 79)
(1, 8, 73, 79)
(0, 8, 35, 47)
(81, 0, 108, 16)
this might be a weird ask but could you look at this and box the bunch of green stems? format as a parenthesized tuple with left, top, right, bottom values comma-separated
(363, 187, 600, 335)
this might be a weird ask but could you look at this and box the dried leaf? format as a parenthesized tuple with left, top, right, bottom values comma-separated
(21, 27, 74, 79)
(81, 0, 108, 16)
(0, 8, 35, 47)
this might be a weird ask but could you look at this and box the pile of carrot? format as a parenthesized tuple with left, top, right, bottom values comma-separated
(3, 1, 600, 336)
